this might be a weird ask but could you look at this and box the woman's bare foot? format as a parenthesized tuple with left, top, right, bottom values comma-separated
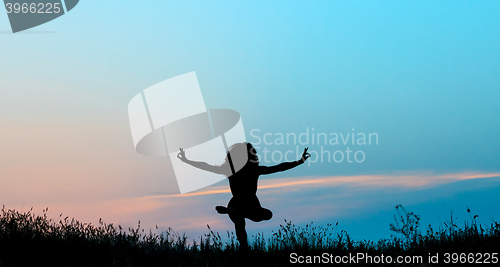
(215, 206, 228, 214)
(215, 206, 236, 214)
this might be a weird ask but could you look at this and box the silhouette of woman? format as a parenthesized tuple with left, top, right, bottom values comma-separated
(177, 142, 310, 249)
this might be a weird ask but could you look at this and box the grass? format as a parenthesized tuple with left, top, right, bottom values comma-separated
(0, 205, 499, 266)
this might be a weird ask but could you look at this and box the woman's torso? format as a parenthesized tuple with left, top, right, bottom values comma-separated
(228, 166, 260, 198)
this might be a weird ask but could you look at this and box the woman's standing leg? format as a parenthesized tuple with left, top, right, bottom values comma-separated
(223, 197, 248, 249)
(229, 212, 248, 249)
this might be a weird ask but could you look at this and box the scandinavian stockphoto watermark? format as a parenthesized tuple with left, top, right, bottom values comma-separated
(250, 128, 378, 166)
(3, 0, 79, 33)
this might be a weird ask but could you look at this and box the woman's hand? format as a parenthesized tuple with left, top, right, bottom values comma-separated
(301, 147, 311, 163)
(177, 148, 187, 162)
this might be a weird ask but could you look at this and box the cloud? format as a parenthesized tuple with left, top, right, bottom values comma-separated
(154, 171, 500, 198)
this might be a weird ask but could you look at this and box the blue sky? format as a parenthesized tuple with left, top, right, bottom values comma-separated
(1, 1, 499, 242)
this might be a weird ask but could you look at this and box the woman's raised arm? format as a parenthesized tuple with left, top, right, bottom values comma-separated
(259, 147, 311, 175)
(177, 148, 224, 175)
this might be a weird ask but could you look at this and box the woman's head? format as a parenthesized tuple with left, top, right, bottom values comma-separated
(246, 143, 259, 164)
(222, 142, 258, 176)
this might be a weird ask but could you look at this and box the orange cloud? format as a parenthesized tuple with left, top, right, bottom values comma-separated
(156, 171, 500, 198)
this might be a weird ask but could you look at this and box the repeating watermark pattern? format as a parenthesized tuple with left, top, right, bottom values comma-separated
(128, 72, 247, 194)
(3, 0, 79, 33)
(250, 128, 379, 166)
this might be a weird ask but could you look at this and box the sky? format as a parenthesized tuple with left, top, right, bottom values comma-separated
(1, 0, 500, 242)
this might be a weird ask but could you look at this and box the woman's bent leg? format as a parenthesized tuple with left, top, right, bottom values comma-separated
(244, 196, 273, 222)
(248, 207, 273, 222)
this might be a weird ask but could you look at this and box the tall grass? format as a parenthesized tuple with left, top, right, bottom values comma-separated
(0, 205, 499, 266)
